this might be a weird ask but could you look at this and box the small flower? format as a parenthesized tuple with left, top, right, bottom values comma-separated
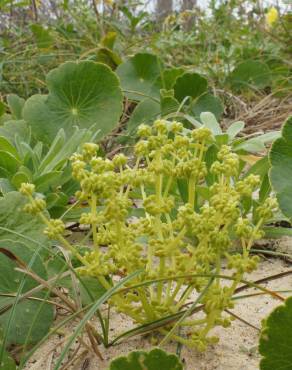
(23, 198, 46, 215)
(19, 183, 35, 196)
(44, 219, 65, 239)
(113, 153, 128, 167)
(82, 143, 99, 161)
(266, 7, 279, 27)
(137, 124, 152, 137)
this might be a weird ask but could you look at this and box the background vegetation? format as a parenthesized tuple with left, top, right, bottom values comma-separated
(0, 0, 291, 369)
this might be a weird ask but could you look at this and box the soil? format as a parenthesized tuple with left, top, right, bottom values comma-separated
(24, 239, 292, 370)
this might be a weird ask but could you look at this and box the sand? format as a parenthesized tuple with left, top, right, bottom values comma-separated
(24, 240, 292, 370)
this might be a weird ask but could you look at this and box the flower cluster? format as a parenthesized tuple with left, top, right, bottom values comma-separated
(20, 119, 277, 350)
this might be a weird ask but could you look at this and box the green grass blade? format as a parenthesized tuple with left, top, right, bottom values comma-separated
(53, 269, 143, 370)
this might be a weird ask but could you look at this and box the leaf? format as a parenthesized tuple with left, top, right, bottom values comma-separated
(177, 179, 188, 203)
(205, 144, 219, 185)
(0, 245, 54, 345)
(116, 53, 161, 101)
(0, 136, 21, 161)
(7, 94, 25, 119)
(38, 127, 94, 174)
(174, 72, 208, 103)
(0, 179, 15, 194)
(234, 138, 265, 153)
(0, 192, 50, 251)
(160, 90, 179, 116)
(227, 121, 245, 140)
(96, 47, 122, 69)
(215, 134, 229, 146)
(0, 331, 16, 370)
(47, 257, 106, 305)
(30, 24, 54, 49)
(127, 99, 160, 134)
(0, 151, 20, 174)
(23, 61, 123, 144)
(10, 171, 30, 189)
(0, 120, 30, 145)
(269, 116, 292, 219)
(108, 348, 183, 370)
(259, 296, 292, 370)
(34, 171, 62, 192)
(244, 156, 269, 179)
(162, 68, 184, 90)
(53, 270, 143, 370)
(259, 174, 271, 203)
(256, 131, 281, 144)
(200, 112, 222, 136)
(190, 93, 223, 121)
(229, 60, 271, 91)
(101, 31, 117, 49)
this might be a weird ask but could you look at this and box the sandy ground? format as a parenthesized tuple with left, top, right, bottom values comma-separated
(24, 240, 292, 370)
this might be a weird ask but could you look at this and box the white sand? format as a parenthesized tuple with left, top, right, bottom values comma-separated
(24, 244, 292, 370)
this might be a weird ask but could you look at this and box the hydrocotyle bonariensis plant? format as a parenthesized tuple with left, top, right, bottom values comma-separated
(20, 119, 278, 351)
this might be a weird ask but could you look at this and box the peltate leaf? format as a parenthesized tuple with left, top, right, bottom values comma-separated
(190, 93, 223, 121)
(116, 53, 161, 101)
(23, 61, 123, 144)
(229, 60, 271, 91)
(162, 68, 184, 90)
(108, 348, 183, 370)
(7, 94, 25, 120)
(259, 296, 292, 370)
(269, 116, 292, 219)
(174, 72, 208, 103)
(126, 99, 160, 134)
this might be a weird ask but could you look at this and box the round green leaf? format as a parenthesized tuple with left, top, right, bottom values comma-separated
(127, 99, 161, 134)
(116, 53, 161, 101)
(162, 68, 184, 90)
(190, 93, 223, 121)
(269, 116, 292, 219)
(7, 94, 25, 120)
(109, 348, 183, 370)
(229, 60, 271, 91)
(23, 61, 123, 144)
(259, 296, 292, 370)
(174, 72, 208, 103)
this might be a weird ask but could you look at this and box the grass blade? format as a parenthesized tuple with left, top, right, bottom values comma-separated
(53, 269, 143, 370)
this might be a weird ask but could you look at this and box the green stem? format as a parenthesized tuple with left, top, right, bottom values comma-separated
(188, 175, 196, 208)
(91, 194, 99, 253)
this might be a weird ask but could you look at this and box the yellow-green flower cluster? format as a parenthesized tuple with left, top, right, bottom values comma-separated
(19, 120, 277, 351)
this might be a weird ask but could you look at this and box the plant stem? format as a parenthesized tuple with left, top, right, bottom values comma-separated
(91, 194, 99, 253)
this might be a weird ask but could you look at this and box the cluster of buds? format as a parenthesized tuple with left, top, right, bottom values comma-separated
(44, 219, 65, 239)
(19, 120, 278, 351)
